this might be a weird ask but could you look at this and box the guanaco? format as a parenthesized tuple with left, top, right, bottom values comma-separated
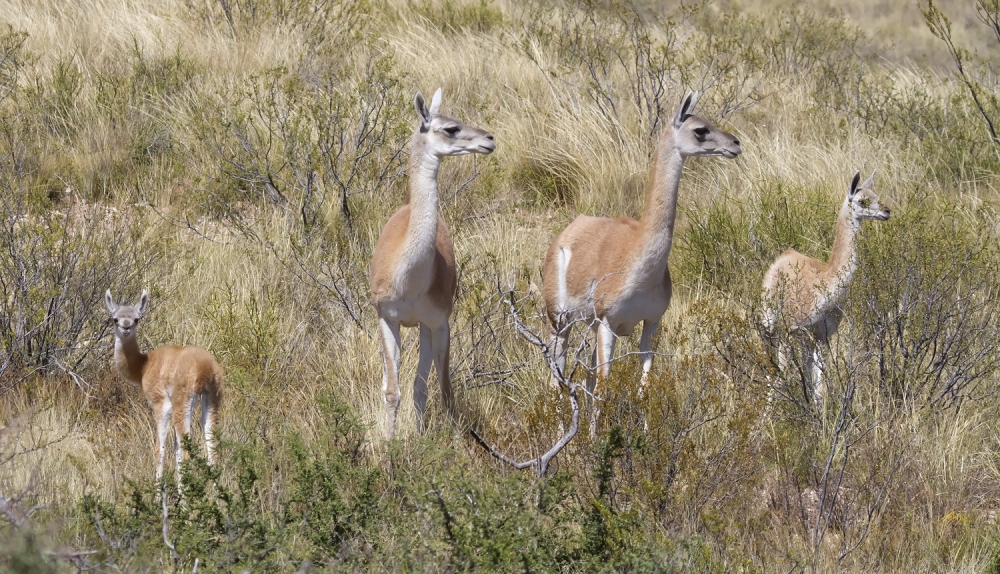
(542, 92, 742, 431)
(370, 89, 496, 438)
(761, 170, 890, 401)
(105, 290, 223, 480)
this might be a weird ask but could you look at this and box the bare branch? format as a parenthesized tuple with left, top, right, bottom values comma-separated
(467, 283, 583, 478)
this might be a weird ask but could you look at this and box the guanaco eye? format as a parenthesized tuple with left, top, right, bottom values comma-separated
(693, 126, 710, 136)
(858, 197, 871, 208)
(443, 126, 460, 136)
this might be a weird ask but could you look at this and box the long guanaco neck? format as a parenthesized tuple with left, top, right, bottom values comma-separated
(114, 336, 148, 386)
(634, 127, 685, 275)
(824, 201, 861, 292)
(401, 135, 442, 266)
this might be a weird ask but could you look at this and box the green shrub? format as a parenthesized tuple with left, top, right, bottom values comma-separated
(675, 179, 837, 298)
(189, 52, 410, 329)
(0, 529, 58, 574)
(0, 42, 162, 385)
(850, 197, 1000, 408)
(185, 0, 367, 43)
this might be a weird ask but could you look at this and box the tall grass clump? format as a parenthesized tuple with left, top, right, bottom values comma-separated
(187, 13, 410, 329)
(0, 28, 160, 388)
(2, 0, 1000, 571)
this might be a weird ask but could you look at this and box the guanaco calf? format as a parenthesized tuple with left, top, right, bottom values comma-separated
(370, 89, 496, 438)
(761, 171, 890, 402)
(105, 290, 223, 480)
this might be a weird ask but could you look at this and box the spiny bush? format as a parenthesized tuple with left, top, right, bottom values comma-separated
(581, 425, 644, 566)
(185, 0, 368, 44)
(192, 52, 409, 232)
(849, 197, 1000, 409)
(923, 0, 1000, 147)
(24, 44, 197, 201)
(198, 282, 281, 378)
(0, 33, 162, 387)
(189, 50, 410, 329)
(0, 529, 57, 574)
(523, 0, 873, 134)
(68, 388, 736, 571)
(409, 0, 508, 34)
(0, 192, 158, 386)
(283, 394, 379, 563)
(76, 393, 370, 570)
(79, 445, 278, 570)
(675, 179, 838, 296)
(596, 299, 767, 522)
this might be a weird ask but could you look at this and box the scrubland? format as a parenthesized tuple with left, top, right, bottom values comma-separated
(2, 0, 1000, 571)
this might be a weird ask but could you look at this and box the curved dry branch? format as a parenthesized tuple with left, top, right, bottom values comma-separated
(469, 286, 582, 478)
(470, 383, 579, 478)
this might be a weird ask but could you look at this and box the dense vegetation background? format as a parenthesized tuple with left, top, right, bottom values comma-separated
(2, 0, 1000, 571)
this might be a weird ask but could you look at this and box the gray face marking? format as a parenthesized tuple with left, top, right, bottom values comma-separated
(105, 289, 148, 339)
(849, 175, 891, 222)
(428, 113, 496, 156)
(414, 89, 496, 158)
(674, 115, 742, 159)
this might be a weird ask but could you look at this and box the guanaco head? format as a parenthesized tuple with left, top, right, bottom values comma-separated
(414, 88, 496, 157)
(847, 170, 890, 222)
(669, 91, 742, 159)
(105, 289, 148, 340)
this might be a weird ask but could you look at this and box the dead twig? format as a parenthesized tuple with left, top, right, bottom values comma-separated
(468, 284, 581, 478)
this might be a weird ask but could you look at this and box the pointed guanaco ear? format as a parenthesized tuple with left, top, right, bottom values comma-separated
(105, 289, 117, 314)
(429, 87, 442, 115)
(414, 91, 431, 132)
(861, 169, 876, 190)
(136, 290, 149, 316)
(848, 171, 861, 197)
(672, 91, 698, 129)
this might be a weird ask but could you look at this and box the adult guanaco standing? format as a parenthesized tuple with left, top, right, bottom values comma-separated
(542, 92, 742, 432)
(370, 88, 496, 438)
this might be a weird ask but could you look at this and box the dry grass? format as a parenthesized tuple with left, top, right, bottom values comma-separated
(721, 0, 1000, 66)
(0, 0, 999, 570)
